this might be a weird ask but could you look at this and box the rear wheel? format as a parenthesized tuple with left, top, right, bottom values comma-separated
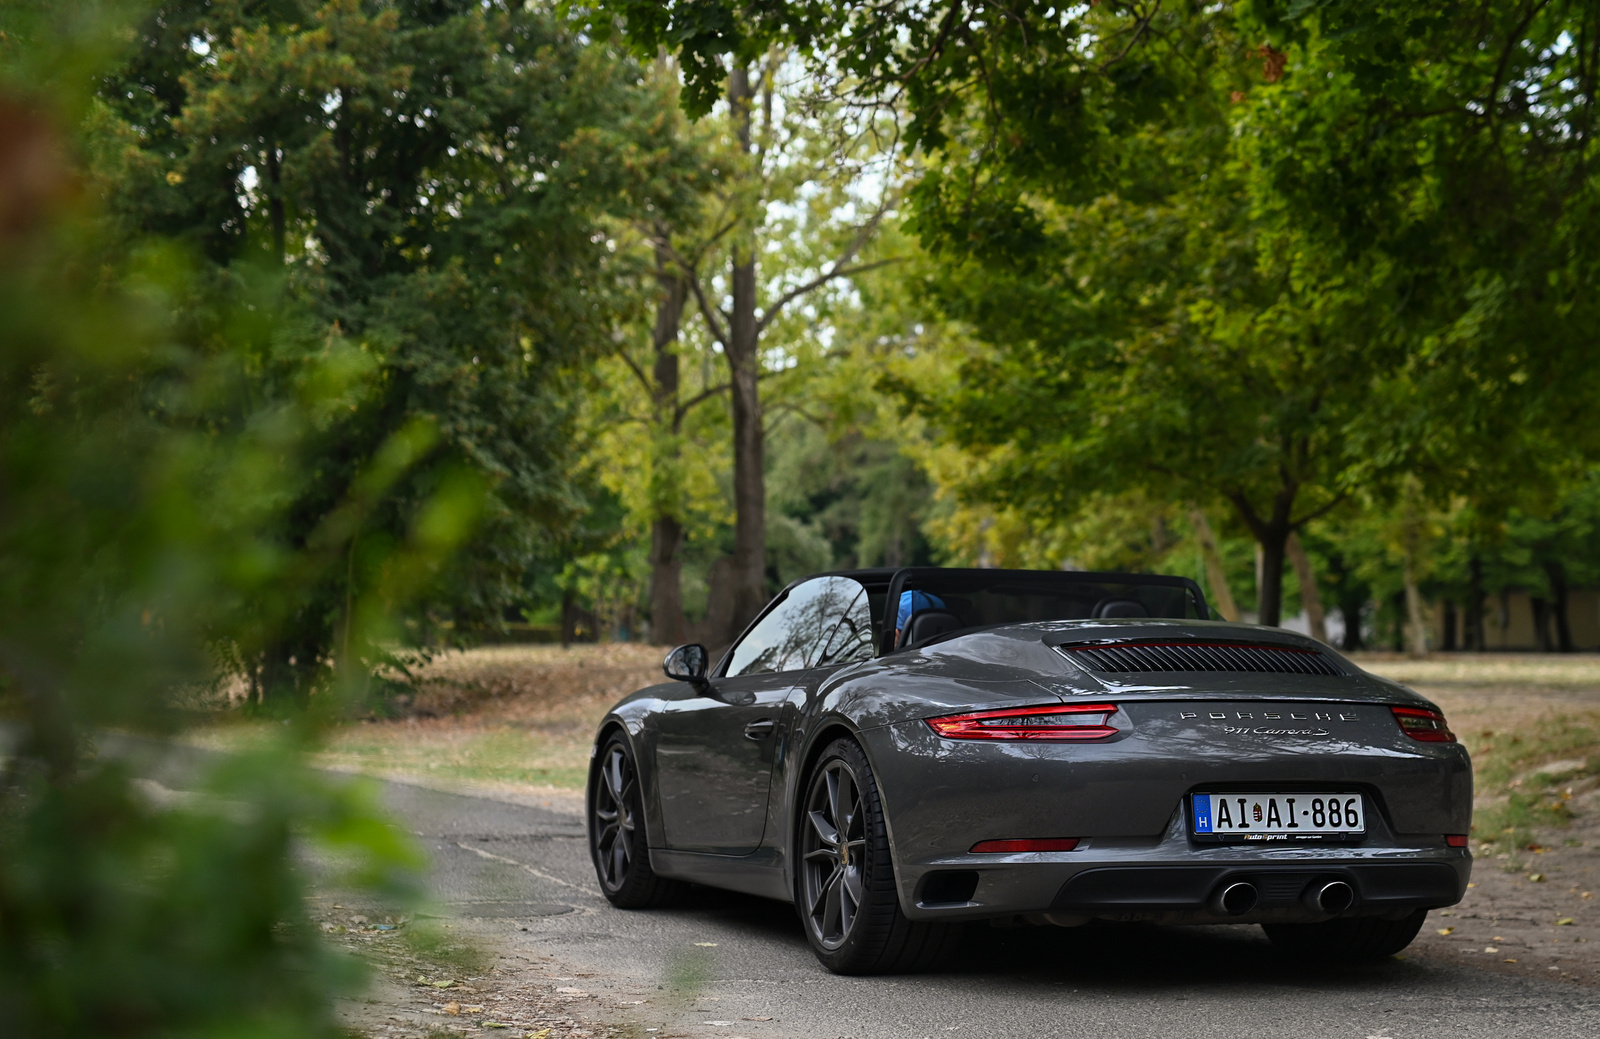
(1262, 909, 1428, 961)
(589, 734, 686, 908)
(798, 737, 961, 974)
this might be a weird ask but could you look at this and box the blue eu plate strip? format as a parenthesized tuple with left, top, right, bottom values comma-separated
(1192, 794, 1213, 833)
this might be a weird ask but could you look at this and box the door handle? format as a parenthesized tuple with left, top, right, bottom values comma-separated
(743, 718, 777, 740)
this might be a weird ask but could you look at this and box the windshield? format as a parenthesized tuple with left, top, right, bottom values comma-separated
(882, 567, 1208, 652)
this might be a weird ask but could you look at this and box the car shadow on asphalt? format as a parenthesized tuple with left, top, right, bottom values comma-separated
(666, 886, 1459, 991)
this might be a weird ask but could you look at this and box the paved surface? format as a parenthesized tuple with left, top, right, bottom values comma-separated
(377, 780, 1600, 1039)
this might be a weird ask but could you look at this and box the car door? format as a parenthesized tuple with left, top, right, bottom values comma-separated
(654, 576, 870, 855)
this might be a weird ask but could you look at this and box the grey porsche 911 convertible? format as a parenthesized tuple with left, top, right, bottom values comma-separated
(585, 567, 1471, 975)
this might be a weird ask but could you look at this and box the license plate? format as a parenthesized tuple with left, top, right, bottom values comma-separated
(1192, 792, 1364, 837)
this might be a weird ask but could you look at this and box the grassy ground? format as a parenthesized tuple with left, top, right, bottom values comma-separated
(190, 644, 661, 797)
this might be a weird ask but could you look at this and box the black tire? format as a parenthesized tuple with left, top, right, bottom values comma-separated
(589, 734, 687, 908)
(1262, 909, 1429, 961)
(797, 737, 963, 974)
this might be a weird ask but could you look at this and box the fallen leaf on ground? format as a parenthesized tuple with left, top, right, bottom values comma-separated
(1503, 958, 1518, 963)
(1484, 946, 1500, 953)
(443, 1001, 460, 1016)
(1558, 918, 1575, 925)
(432, 980, 455, 989)
(484, 1022, 507, 1029)
(1530, 873, 1546, 882)
(526, 1031, 551, 1039)
(555, 987, 588, 996)
(1437, 927, 1455, 935)
(693, 942, 718, 947)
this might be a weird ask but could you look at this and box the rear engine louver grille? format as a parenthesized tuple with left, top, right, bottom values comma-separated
(1058, 641, 1342, 676)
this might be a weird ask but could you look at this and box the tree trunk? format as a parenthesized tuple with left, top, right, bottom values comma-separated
(1441, 599, 1457, 651)
(267, 145, 285, 261)
(724, 66, 767, 641)
(1390, 591, 1405, 652)
(1402, 554, 1428, 659)
(650, 516, 686, 646)
(648, 239, 688, 645)
(1465, 555, 1486, 651)
(1531, 596, 1555, 652)
(1285, 531, 1327, 643)
(1545, 560, 1574, 652)
(1338, 595, 1365, 651)
(1256, 524, 1289, 627)
(560, 587, 577, 648)
(1188, 508, 1240, 621)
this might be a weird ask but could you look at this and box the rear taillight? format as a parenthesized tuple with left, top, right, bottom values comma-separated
(927, 703, 1118, 741)
(1392, 706, 1456, 743)
(971, 838, 1080, 853)
(1445, 834, 1469, 848)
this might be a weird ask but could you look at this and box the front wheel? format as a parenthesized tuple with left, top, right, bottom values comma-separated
(1262, 909, 1428, 961)
(798, 737, 961, 974)
(589, 734, 686, 908)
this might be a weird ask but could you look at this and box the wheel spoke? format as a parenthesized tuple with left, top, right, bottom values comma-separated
(808, 808, 839, 847)
(810, 865, 840, 917)
(610, 832, 629, 882)
(836, 769, 857, 838)
(825, 767, 841, 833)
(605, 751, 627, 803)
(803, 845, 837, 863)
(822, 869, 844, 937)
(842, 864, 863, 906)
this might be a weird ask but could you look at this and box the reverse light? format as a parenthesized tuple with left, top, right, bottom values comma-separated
(927, 703, 1119, 741)
(971, 838, 1080, 853)
(1445, 834, 1469, 848)
(1392, 706, 1456, 743)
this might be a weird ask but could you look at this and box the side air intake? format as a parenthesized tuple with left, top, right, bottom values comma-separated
(1057, 641, 1343, 676)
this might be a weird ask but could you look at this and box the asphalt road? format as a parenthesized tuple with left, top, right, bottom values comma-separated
(382, 780, 1600, 1039)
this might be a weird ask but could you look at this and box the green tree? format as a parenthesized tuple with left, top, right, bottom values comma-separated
(625, 0, 1600, 626)
(95, 0, 686, 697)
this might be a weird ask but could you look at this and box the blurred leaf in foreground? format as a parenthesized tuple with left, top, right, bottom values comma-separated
(0, 3, 430, 1036)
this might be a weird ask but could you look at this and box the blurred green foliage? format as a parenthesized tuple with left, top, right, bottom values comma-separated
(0, 0, 691, 1034)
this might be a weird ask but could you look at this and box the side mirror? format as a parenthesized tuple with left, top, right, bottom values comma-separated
(662, 643, 710, 690)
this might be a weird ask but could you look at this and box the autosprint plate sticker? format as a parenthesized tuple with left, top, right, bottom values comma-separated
(1192, 792, 1364, 838)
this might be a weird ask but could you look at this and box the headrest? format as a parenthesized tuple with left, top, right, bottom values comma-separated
(1092, 597, 1150, 619)
(904, 609, 963, 646)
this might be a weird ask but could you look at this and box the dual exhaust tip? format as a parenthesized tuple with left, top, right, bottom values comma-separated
(1209, 878, 1355, 916)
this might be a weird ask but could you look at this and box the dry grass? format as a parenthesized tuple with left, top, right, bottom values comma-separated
(1350, 652, 1600, 688)
(191, 644, 664, 796)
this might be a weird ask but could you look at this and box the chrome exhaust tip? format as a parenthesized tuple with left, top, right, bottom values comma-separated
(1211, 881, 1259, 916)
(1307, 879, 1355, 914)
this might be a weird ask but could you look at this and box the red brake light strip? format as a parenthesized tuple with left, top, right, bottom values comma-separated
(1391, 706, 1456, 743)
(927, 703, 1119, 741)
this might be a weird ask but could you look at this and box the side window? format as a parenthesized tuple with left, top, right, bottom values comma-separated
(815, 585, 873, 667)
(726, 576, 872, 678)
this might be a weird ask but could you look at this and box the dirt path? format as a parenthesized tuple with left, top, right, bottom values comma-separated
(1404, 676, 1600, 986)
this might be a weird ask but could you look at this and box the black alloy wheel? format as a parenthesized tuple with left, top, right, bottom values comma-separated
(798, 737, 961, 974)
(802, 755, 868, 950)
(589, 734, 685, 908)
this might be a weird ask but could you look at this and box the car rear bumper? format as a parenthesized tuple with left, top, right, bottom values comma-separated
(895, 817, 1471, 924)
